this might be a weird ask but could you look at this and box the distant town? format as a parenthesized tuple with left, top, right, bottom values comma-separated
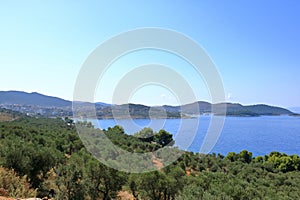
(0, 91, 297, 119)
(0, 103, 72, 117)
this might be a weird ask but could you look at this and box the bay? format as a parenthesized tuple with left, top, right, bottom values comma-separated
(87, 116, 300, 156)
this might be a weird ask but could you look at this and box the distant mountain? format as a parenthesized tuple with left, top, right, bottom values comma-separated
(242, 104, 293, 115)
(214, 103, 293, 116)
(95, 102, 112, 107)
(0, 91, 71, 107)
(95, 101, 293, 118)
(157, 101, 293, 116)
(0, 91, 295, 118)
(96, 103, 181, 119)
(153, 101, 211, 116)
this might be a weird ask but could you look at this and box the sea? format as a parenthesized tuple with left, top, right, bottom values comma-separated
(85, 116, 300, 157)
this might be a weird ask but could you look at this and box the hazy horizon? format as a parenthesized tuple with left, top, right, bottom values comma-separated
(1, 89, 299, 110)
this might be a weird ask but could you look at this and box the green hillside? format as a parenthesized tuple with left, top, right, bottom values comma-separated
(0, 116, 300, 199)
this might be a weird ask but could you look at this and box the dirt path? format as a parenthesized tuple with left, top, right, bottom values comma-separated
(152, 158, 164, 169)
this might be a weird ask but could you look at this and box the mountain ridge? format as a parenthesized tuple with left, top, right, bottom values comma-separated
(0, 91, 295, 117)
(0, 91, 71, 107)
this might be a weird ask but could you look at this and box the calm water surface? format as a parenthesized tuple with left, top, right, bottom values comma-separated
(87, 116, 300, 156)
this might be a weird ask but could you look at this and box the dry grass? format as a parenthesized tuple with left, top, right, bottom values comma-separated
(0, 113, 16, 122)
(0, 168, 37, 198)
(0, 196, 15, 200)
(117, 191, 135, 200)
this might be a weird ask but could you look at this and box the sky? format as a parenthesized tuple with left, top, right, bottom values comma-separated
(0, 1, 300, 108)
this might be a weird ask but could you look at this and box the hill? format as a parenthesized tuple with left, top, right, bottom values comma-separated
(96, 103, 181, 119)
(157, 101, 293, 116)
(1, 117, 300, 199)
(0, 91, 295, 117)
(0, 91, 71, 107)
(216, 103, 293, 116)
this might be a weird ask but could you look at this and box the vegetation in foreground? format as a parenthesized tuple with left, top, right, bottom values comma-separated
(0, 116, 300, 199)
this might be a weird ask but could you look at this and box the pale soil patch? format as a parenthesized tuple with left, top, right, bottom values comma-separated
(0, 197, 15, 200)
(152, 158, 164, 169)
(0, 113, 13, 122)
(117, 191, 135, 200)
(0, 112, 18, 122)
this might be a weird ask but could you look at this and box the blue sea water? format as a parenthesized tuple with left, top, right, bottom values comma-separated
(88, 116, 300, 156)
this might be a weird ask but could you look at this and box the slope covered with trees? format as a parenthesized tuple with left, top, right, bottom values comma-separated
(0, 116, 300, 199)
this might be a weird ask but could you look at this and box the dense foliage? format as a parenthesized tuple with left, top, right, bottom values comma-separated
(0, 116, 300, 199)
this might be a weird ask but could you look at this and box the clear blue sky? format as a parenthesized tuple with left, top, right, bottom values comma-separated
(0, 1, 299, 108)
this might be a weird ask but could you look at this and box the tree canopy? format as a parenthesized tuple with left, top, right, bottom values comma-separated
(0, 116, 300, 199)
